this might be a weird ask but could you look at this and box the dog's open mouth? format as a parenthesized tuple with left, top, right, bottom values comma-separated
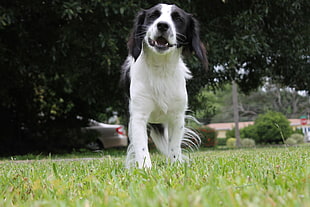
(148, 37, 174, 50)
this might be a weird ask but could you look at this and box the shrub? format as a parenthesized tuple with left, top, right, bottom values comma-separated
(217, 138, 227, 146)
(226, 125, 256, 140)
(285, 138, 297, 146)
(226, 138, 236, 148)
(289, 133, 304, 144)
(226, 128, 235, 139)
(240, 124, 257, 140)
(241, 138, 255, 148)
(251, 111, 293, 144)
(197, 126, 217, 147)
(294, 128, 304, 135)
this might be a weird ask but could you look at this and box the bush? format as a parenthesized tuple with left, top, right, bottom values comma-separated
(226, 138, 236, 148)
(197, 126, 217, 147)
(240, 124, 257, 140)
(251, 111, 293, 144)
(225, 128, 235, 139)
(241, 138, 255, 148)
(226, 125, 256, 140)
(288, 133, 304, 144)
(217, 138, 227, 146)
(285, 138, 297, 146)
(224, 111, 293, 145)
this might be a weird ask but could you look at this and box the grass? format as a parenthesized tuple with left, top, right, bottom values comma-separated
(0, 146, 309, 207)
(0, 148, 125, 161)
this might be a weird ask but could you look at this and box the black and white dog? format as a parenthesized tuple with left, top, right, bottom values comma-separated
(122, 3, 208, 168)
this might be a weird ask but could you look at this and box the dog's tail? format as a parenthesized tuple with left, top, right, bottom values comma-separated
(149, 124, 169, 156)
(149, 117, 201, 157)
(182, 126, 201, 151)
(182, 115, 201, 156)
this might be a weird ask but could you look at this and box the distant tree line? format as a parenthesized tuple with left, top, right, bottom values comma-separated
(0, 0, 308, 154)
(199, 83, 310, 123)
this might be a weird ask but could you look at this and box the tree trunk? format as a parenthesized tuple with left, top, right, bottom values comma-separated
(232, 81, 241, 147)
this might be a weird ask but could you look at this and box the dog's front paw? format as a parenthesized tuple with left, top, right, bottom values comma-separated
(125, 143, 152, 168)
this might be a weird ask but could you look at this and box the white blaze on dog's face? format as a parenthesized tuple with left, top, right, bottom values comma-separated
(142, 4, 193, 55)
(144, 4, 177, 54)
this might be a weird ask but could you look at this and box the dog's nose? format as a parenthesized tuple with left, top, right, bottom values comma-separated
(157, 22, 169, 32)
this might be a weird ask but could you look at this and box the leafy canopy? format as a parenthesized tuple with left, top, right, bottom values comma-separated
(0, 0, 308, 154)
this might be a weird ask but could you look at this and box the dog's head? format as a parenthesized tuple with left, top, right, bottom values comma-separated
(127, 3, 208, 70)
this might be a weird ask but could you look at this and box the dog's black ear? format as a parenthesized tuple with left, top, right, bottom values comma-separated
(187, 16, 208, 71)
(127, 10, 146, 60)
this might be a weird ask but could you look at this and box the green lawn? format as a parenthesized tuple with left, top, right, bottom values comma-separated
(0, 147, 309, 207)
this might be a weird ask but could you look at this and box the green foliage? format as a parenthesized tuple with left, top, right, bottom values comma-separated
(252, 111, 293, 144)
(226, 125, 257, 140)
(226, 128, 235, 139)
(241, 138, 256, 148)
(240, 124, 258, 140)
(226, 138, 236, 148)
(285, 138, 297, 146)
(288, 133, 305, 144)
(0, 0, 308, 154)
(294, 128, 304, 135)
(225, 111, 293, 144)
(212, 83, 310, 123)
(197, 126, 217, 147)
(0, 0, 140, 154)
(217, 138, 227, 146)
(192, 87, 218, 124)
(204, 0, 309, 93)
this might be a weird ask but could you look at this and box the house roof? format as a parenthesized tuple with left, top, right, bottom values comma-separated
(207, 119, 304, 130)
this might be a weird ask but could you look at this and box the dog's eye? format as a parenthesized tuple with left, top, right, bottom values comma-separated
(149, 10, 160, 20)
(172, 12, 184, 23)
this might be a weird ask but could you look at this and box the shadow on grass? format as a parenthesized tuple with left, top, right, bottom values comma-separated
(0, 147, 127, 161)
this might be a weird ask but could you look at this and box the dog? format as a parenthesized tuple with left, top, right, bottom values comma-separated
(121, 3, 208, 168)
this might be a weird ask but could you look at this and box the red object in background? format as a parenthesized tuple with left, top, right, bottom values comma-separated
(300, 118, 308, 125)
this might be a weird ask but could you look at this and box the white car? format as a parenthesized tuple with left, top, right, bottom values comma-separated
(85, 120, 128, 149)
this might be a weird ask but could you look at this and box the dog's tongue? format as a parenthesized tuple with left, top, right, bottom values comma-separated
(156, 37, 168, 46)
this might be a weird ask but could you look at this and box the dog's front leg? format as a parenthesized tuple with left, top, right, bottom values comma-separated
(168, 114, 185, 163)
(127, 113, 151, 168)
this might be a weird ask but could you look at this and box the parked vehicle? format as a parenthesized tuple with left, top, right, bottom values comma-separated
(84, 119, 128, 149)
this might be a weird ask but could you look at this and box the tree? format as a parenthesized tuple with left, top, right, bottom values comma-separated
(0, 0, 141, 154)
(197, 0, 309, 93)
(0, 0, 308, 154)
(211, 83, 310, 123)
(238, 83, 310, 119)
(189, 0, 309, 122)
(232, 81, 241, 147)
